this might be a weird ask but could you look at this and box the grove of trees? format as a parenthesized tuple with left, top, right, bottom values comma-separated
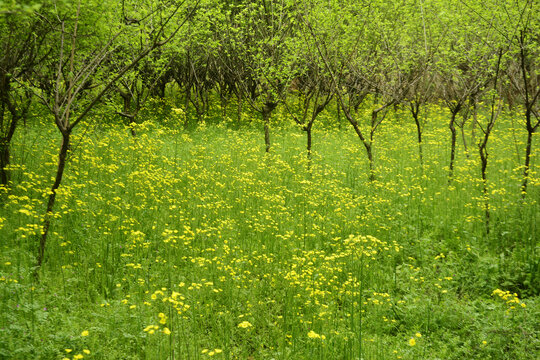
(1, 0, 539, 266)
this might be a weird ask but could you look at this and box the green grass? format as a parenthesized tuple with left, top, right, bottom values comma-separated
(0, 105, 539, 359)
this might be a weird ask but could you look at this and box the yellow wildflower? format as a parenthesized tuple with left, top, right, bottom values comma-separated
(307, 330, 325, 339)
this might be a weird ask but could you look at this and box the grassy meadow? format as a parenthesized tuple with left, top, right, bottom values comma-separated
(0, 103, 539, 359)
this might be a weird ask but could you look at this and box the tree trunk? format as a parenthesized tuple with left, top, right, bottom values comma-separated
(0, 113, 19, 186)
(471, 99, 478, 142)
(262, 101, 276, 153)
(480, 147, 490, 235)
(220, 91, 228, 119)
(37, 131, 71, 268)
(121, 93, 137, 137)
(348, 119, 374, 181)
(461, 126, 470, 159)
(449, 112, 457, 179)
(412, 111, 423, 166)
(0, 140, 9, 185)
(367, 144, 374, 181)
(522, 128, 533, 196)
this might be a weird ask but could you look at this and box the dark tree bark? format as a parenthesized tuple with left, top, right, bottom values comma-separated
(410, 101, 423, 166)
(37, 130, 70, 267)
(262, 100, 277, 153)
(522, 121, 535, 194)
(447, 104, 462, 180)
(0, 112, 19, 185)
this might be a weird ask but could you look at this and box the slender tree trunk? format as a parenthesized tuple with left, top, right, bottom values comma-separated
(461, 126, 470, 159)
(0, 114, 19, 186)
(306, 125, 312, 156)
(348, 119, 375, 181)
(412, 110, 423, 166)
(37, 131, 71, 268)
(522, 128, 533, 196)
(220, 91, 228, 119)
(128, 118, 136, 136)
(366, 144, 374, 181)
(121, 93, 137, 137)
(262, 100, 276, 153)
(471, 99, 478, 142)
(449, 112, 458, 179)
(367, 108, 386, 181)
(479, 147, 490, 235)
(0, 141, 9, 185)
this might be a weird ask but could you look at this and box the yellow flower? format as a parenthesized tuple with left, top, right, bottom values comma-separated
(408, 338, 416, 346)
(163, 327, 171, 335)
(83, 349, 90, 355)
(415, 332, 422, 338)
(159, 312, 168, 324)
(237, 321, 252, 328)
(65, 349, 72, 353)
(307, 330, 325, 339)
(81, 330, 89, 337)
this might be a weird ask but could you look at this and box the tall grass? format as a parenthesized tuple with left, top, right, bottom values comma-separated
(0, 105, 538, 359)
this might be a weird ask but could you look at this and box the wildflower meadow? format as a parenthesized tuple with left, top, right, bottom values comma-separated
(0, 101, 538, 359)
(1, 0, 539, 358)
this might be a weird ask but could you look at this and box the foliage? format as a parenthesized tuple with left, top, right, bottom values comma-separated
(1, 106, 538, 359)
(0, 1, 539, 359)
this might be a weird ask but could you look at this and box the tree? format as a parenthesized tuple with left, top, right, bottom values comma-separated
(461, 0, 539, 195)
(402, 0, 444, 166)
(506, 2, 540, 195)
(476, 52, 504, 235)
(217, 1, 298, 152)
(436, 6, 494, 179)
(0, 2, 51, 186)
(29, 0, 199, 270)
(307, 0, 412, 180)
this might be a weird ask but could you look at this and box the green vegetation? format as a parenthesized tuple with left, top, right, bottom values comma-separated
(0, 104, 538, 359)
(1, 0, 539, 359)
